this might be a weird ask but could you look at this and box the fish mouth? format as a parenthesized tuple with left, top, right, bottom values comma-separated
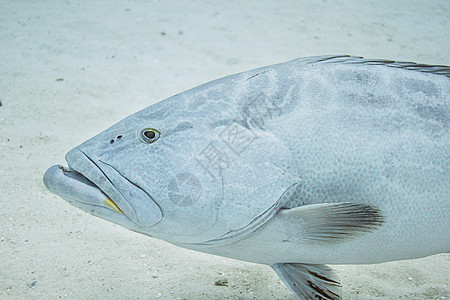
(44, 165, 125, 214)
(44, 148, 163, 227)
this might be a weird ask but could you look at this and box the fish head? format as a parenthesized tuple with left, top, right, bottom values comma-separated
(44, 93, 240, 241)
(44, 74, 298, 244)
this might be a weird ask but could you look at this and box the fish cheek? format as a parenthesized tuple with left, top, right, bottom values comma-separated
(153, 171, 223, 240)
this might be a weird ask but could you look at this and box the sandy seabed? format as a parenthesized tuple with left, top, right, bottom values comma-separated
(1, 1, 449, 299)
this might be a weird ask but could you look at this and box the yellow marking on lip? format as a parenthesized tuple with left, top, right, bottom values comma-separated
(104, 198, 124, 215)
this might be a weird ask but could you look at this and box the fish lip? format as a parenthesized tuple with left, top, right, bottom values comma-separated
(43, 164, 129, 220)
(63, 147, 139, 223)
(96, 158, 164, 218)
(65, 147, 163, 227)
(54, 165, 118, 207)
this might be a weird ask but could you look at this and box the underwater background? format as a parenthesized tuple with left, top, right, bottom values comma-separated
(0, 0, 448, 298)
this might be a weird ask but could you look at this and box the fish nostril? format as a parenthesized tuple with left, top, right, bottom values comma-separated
(110, 135, 123, 145)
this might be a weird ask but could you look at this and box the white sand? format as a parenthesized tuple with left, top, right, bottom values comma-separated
(1, 0, 448, 299)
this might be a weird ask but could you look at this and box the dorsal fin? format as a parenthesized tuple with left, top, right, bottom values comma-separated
(294, 55, 450, 78)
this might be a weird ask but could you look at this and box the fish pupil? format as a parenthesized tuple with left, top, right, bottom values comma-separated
(144, 130, 156, 139)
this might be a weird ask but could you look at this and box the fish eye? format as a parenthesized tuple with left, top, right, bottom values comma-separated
(138, 127, 160, 143)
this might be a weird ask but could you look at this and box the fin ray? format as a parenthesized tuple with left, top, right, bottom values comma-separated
(280, 202, 384, 243)
(294, 55, 450, 77)
(272, 263, 342, 300)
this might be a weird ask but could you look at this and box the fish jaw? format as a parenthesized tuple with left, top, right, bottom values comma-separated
(43, 164, 123, 214)
(44, 164, 134, 226)
(43, 147, 163, 229)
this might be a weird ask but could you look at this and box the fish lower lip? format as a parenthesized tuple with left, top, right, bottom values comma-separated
(44, 164, 124, 215)
(63, 167, 124, 215)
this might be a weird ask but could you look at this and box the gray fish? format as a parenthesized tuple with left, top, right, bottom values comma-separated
(44, 55, 449, 299)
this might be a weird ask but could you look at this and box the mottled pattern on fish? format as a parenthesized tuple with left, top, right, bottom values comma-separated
(44, 55, 449, 300)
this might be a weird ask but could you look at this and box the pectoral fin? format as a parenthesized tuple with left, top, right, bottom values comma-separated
(272, 263, 341, 300)
(280, 202, 384, 243)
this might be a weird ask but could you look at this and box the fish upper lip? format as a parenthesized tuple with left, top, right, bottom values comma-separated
(64, 148, 138, 223)
(66, 147, 163, 227)
(97, 158, 164, 218)
(58, 165, 99, 188)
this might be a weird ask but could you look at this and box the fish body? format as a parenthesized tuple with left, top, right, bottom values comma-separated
(44, 56, 449, 299)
